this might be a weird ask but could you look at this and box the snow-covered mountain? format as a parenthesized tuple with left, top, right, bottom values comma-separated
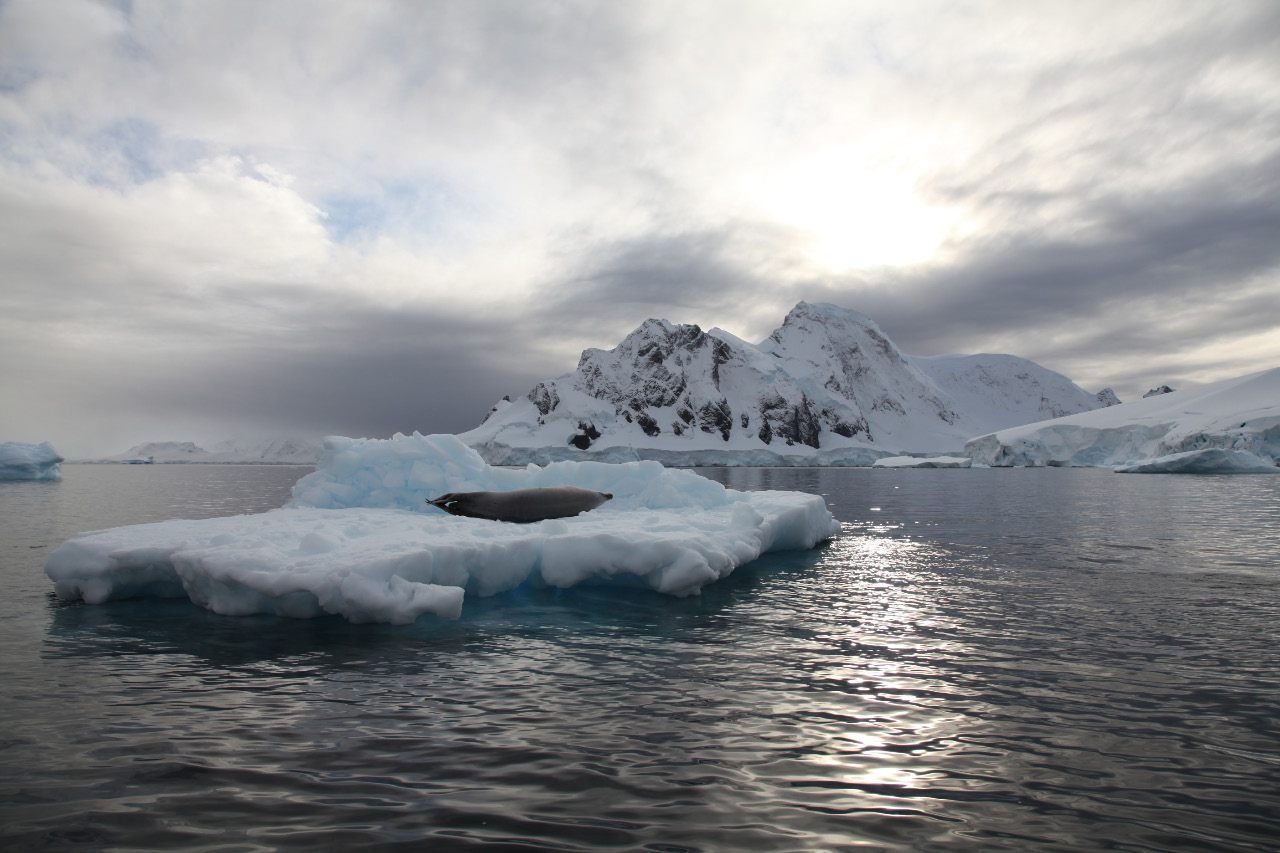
(461, 301, 1108, 465)
(103, 437, 322, 464)
(1095, 388, 1122, 407)
(207, 437, 322, 464)
(965, 367, 1279, 472)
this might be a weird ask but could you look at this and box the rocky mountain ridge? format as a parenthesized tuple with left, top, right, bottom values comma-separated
(461, 301, 1112, 465)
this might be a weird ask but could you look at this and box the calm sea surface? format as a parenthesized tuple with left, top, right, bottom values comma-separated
(1, 464, 1278, 852)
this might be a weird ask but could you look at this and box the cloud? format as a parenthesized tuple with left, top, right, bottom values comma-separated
(0, 284, 561, 456)
(1, 0, 1278, 452)
(803, 142, 1280, 392)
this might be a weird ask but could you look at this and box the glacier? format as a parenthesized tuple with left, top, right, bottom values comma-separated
(45, 434, 840, 624)
(0, 441, 64, 480)
(965, 367, 1279, 472)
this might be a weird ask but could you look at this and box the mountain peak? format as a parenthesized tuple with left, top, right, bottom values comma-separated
(786, 300, 879, 328)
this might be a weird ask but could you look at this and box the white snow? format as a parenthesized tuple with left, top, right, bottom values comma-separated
(966, 367, 1279, 472)
(462, 301, 1106, 465)
(873, 455, 972, 468)
(45, 433, 840, 623)
(908, 353, 1107, 436)
(0, 441, 64, 480)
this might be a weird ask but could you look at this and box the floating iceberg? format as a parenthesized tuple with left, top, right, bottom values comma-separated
(0, 441, 64, 480)
(45, 434, 840, 623)
(965, 368, 1279, 471)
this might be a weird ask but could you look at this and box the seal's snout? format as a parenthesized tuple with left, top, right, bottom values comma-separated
(603, 492, 613, 500)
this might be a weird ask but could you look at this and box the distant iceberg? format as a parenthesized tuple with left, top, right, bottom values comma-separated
(965, 368, 1279, 472)
(45, 434, 840, 624)
(0, 441, 64, 480)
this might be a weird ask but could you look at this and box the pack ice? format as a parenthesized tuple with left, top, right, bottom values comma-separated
(45, 434, 840, 623)
(0, 441, 63, 480)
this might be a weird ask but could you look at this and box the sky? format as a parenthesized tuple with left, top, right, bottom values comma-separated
(2, 0, 1278, 458)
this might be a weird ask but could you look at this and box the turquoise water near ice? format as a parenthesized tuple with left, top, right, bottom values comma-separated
(2, 464, 1278, 851)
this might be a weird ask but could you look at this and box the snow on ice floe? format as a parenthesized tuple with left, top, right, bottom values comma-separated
(0, 441, 63, 480)
(873, 455, 972, 469)
(965, 367, 1279, 472)
(45, 433, 840, 624)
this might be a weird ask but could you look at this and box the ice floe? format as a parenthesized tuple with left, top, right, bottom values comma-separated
(45, 434, 840, 623)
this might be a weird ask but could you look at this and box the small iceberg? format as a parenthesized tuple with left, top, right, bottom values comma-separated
(0, 441, 64, 480)
(45, 433, 840, 624)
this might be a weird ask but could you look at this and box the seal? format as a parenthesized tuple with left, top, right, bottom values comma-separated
(427, 486, 613, 523)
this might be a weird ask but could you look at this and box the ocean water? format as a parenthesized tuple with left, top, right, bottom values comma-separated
(1, 464, 1278, 852)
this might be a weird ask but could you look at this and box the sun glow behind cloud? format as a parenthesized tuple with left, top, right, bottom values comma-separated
(744, 151, 959, 270)
(0, 0, 1277, 456)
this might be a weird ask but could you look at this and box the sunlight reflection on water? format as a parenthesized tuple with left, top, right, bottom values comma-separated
(1, 465, 1278, 850)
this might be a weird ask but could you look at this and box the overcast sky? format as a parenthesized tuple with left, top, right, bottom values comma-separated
(2, 0, 1278, 457)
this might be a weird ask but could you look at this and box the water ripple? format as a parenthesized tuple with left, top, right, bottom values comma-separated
(2, 467, 1279, 850)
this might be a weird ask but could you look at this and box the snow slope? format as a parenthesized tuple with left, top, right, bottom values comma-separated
(965, 367, 1279, 471)
(462, 302, 1105, 465)
(0, 441, 64, 480)
(45, 433, 840, 623)
(909, 353, 1114, 436)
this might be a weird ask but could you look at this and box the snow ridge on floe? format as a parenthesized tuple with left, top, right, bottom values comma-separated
(45, 434, 840, 624)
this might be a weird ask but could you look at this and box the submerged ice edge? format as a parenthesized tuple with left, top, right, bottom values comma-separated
(45, 434, 840, 624)
(44, 497, 839, 624)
